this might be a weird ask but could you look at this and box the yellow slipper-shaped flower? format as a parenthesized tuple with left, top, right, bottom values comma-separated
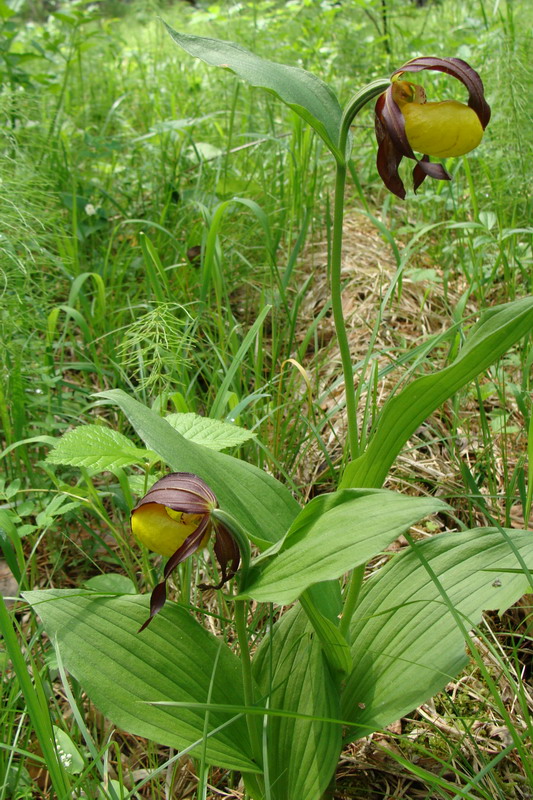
(131, 472, 240, 630)
(375, 57, 491, 198)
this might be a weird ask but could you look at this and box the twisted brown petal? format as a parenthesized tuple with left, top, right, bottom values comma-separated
(413, 156, 452, 192)
(376, 135, 406, 199)
(138, 514, 212, 632)
(375, 88, 417, 199)
(376, 87, 416, 161)
(198, 523, 241, 590)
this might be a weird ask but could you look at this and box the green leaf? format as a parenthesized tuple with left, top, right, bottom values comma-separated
(46, 425, 151, 473)
(251, 607, 342, 800)
(239, 490, 446, 605)
(97, 779, 126, 800)
(96, 390, 299, 546)
(53, 727, 85, 775)
(0, 1, 15, 20)
(342, 296, 533, 489)
(23, 590, 259, 773)
(165, 412, 256, 451)
(164, 24, 343, 161)
(83, 574, 137, 594)
(341, 528, 533, 739)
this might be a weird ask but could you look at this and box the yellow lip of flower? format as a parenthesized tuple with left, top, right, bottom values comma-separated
(391, 80, 484, 159)
(130, 472, 240, 631)
(375, 57, 491, 198)
(131, 503, 207, 557)
(402, 99, 484, 159)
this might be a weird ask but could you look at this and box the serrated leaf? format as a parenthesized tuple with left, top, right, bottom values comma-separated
(251, 607, 341, 800)
(165, 412, 256, 451)
(24, 590, 259, 773)
(128, 474, 158, 498)
(46, 425, 151, 472)
(164, 24, 343, 160)
(239, 490, 445, 605)
(341, 527, 533, 739)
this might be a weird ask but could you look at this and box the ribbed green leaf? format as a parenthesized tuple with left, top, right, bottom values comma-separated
(239, 490, 446, 604)
(46, 425, 150, 472)
(251, 607, 342, 800)
(164, 25, 343, 160)
(341, 528, 533, 739)
(165, 412, 256, 451)
(342, 296, 533, 489)
(96, 390, 299, 546)
(23, 590, 259, 773)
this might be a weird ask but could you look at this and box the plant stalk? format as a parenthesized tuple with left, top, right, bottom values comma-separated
(333, 78, 392, 629)
(330, 79, 391, 463)
(0, 597, 71, 798)
(331, 159, 359, 460)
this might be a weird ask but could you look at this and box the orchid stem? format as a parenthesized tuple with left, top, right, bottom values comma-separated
(331, 159, 359, 460)
(333, 80, 391, 631)
(331, 79, 391, 463)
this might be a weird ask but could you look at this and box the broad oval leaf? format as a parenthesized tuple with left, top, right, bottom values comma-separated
(164, 25, 343, 161)
(342, 296, 533, 489)
(23, 589, 260, 773)
(239, 490, 446, 605)
(96, 390, 299, 547)
(341, 527, 533, 739)
(251, 606, 342, 800)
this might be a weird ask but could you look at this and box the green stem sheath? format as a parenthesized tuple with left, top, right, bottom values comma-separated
(339, 564, 365, 640)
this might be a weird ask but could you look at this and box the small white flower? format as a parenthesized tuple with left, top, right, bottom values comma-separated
(84, 203, 97, 216)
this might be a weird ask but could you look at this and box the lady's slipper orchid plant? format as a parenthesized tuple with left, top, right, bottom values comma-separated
(375, 56, 491, 198)
(131, 472, 240, 630)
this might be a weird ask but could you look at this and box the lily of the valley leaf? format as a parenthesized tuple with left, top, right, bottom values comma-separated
(375, 56, 491, 198)
(131, 472, 240, 630)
